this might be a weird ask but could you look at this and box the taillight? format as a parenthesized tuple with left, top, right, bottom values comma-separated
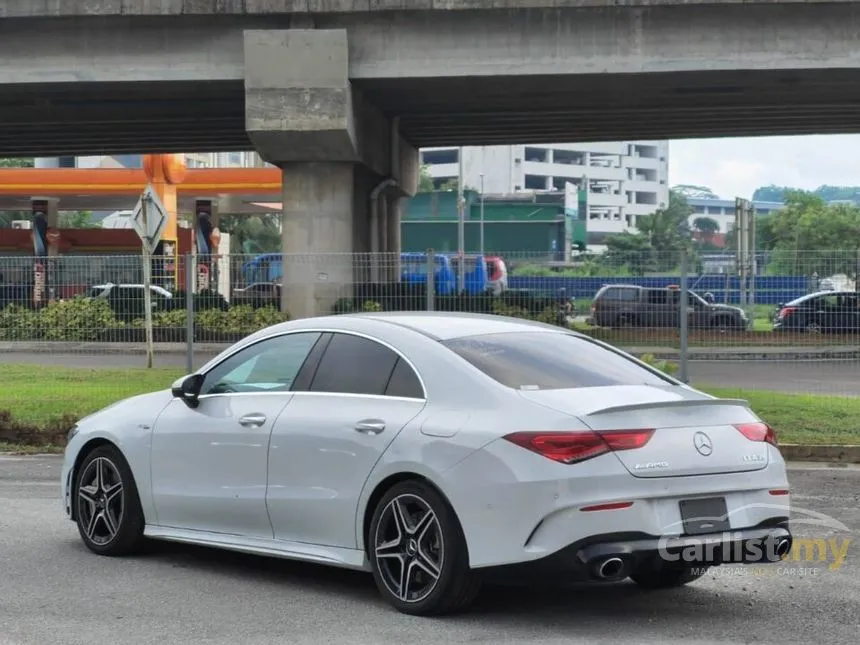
(778, 306, 796, 319)
(734, 422, 778, 446)
(503, 429, 654, 464)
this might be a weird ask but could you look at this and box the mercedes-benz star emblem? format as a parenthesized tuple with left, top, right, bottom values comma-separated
(693, 431, 713, 456)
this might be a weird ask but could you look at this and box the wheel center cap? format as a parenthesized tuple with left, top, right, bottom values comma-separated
(406, 539, 418, 556)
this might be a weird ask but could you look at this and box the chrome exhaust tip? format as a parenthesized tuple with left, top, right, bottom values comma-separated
(596, 556, 625, 579)
(775, 538, 791, 558)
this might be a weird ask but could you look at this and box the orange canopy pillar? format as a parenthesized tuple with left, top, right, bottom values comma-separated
(143, 154, 186, 288)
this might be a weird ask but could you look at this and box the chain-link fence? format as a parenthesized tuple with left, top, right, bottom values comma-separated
(1, 248, 859, 436)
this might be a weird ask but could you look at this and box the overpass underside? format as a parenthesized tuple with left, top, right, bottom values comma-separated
(5, 68, 860, 156)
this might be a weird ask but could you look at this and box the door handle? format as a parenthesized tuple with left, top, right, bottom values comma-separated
(354, 419, 386, 435)
(238, 413, 267, 428)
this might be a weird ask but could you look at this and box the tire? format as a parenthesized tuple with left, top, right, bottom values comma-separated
(615, 314, 633, 328)
(711, 316, 734, 332)
(630, 562, 708, 589)
(805, 321, 822, 334)
(73, 444, 146, 556)
(367, 480, 481, 616)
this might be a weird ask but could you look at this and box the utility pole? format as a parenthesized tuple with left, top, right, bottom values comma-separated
(479, 173, 485, 258)
(457, 146, 465, 293)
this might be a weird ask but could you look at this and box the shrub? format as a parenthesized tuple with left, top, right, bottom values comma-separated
(195, 305, 288, 335)
(0, 305, 42, 340)
(40, 297, 117, 341)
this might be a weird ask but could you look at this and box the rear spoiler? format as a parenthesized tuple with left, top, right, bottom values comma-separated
(585, 398, 750, 416)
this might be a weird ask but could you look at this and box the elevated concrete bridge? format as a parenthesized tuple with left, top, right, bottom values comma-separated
(3, 0, 860, 315)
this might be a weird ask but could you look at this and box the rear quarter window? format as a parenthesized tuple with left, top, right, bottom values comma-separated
(598, 287, 638, 301)
(442, 331, 676, 390)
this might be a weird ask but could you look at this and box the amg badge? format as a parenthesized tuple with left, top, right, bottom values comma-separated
(634, 461, 669, 470)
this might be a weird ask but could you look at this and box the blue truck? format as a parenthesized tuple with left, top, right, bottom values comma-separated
(241, 252, 489, 295)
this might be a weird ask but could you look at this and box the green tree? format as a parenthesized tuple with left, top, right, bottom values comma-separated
(763, 191, 860, 276)
(692, 216, 719, 236)
(220, 213, 282, 256)
(672, 184, 719, 200)
(59, 211, 99, 228)
(603, 232, 657, 276)
(603, 190, 695, 274)
(418, 164, 435, 192)
(0, 158, 34, 168)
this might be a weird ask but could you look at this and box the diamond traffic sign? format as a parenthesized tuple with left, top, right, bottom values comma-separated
(130, 184, 168, 254)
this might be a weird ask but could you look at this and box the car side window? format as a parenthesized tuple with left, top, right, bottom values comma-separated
(200, 332, 321, 395)
(384, 358, 425, 399)
(310, 333, 399, 396)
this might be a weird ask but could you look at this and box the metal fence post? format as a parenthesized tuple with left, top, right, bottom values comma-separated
(185, 253, 194, 373)
(679, 248, 690, 384)
(426, 248, 435, 311)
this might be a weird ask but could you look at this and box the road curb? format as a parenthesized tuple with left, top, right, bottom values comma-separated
(626, 348, 860, 361)
(779, 444, 860, 463)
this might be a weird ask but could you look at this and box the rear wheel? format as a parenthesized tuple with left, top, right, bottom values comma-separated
(368, 480, 481, 615)
(805, 320, 822, 334)
(630, 562, 708, 589)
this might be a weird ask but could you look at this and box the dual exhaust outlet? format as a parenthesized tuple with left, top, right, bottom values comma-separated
(590, 537, 791, 580)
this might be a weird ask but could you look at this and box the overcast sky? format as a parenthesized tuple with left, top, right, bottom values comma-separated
(668, 135, 860, 200)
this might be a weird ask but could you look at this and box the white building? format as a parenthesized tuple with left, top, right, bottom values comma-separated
(35, 151, 268, 170)
(421, 142, 670, 248)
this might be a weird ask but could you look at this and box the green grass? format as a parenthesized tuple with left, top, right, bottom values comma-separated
(698, 387, 860, 445)
(0, 364, 182, 426)
(0, 364, 857, 450)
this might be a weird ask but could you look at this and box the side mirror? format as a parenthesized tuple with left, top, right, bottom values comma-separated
(171, 373, 204, 408)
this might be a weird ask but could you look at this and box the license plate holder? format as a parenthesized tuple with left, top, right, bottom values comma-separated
(679, 497, 730, 535)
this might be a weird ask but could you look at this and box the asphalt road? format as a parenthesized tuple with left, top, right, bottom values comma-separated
(3, 351, 859, 395)
(1, 456, 859, 645)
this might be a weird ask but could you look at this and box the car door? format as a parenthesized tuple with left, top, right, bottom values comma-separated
(644, 289, 676, 327)
(149, 331, 323, 538)
(266, 331, 427, 549)
(812, 294, 838, 331)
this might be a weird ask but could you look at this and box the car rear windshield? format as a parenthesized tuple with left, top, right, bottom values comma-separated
(442, 332, 676, 390)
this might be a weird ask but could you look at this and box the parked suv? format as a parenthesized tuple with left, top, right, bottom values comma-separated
(590, 284, 748, 330)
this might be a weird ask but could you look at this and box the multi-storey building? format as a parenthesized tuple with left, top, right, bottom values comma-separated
(35, 151, 268, 170)
(420, 142, 670, 248)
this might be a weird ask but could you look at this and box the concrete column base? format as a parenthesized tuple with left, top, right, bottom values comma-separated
(280, 162, 363, 319)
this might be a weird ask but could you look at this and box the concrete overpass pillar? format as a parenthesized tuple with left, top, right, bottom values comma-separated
(244, 28, 418, 319)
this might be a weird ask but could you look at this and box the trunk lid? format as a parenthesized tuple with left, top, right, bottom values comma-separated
(518, 385, 770, 478)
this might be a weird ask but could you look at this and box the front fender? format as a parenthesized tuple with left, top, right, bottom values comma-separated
(62, 390, 174, 525)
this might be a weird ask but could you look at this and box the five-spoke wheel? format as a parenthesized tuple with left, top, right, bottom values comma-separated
(374, 493, 444, 604)
(73, 444, 145, 556)
(368, 480, 480, 615)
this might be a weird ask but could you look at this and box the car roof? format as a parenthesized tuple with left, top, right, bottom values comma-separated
(354, 311, 563, 340)
(787, 290, 856, 304)
(253, 311, 570, 342)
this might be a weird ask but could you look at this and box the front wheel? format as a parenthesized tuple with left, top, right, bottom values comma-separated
(368, 480, 481, 615)
(73, 444, 146, 556)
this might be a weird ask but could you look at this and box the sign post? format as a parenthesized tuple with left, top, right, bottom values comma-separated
(131, 185, 168, 369)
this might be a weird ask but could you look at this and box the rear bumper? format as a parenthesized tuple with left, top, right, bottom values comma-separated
(477, 519, 791, 584)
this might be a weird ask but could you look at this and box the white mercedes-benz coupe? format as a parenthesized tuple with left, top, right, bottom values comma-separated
(61, 312, 793, 615)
